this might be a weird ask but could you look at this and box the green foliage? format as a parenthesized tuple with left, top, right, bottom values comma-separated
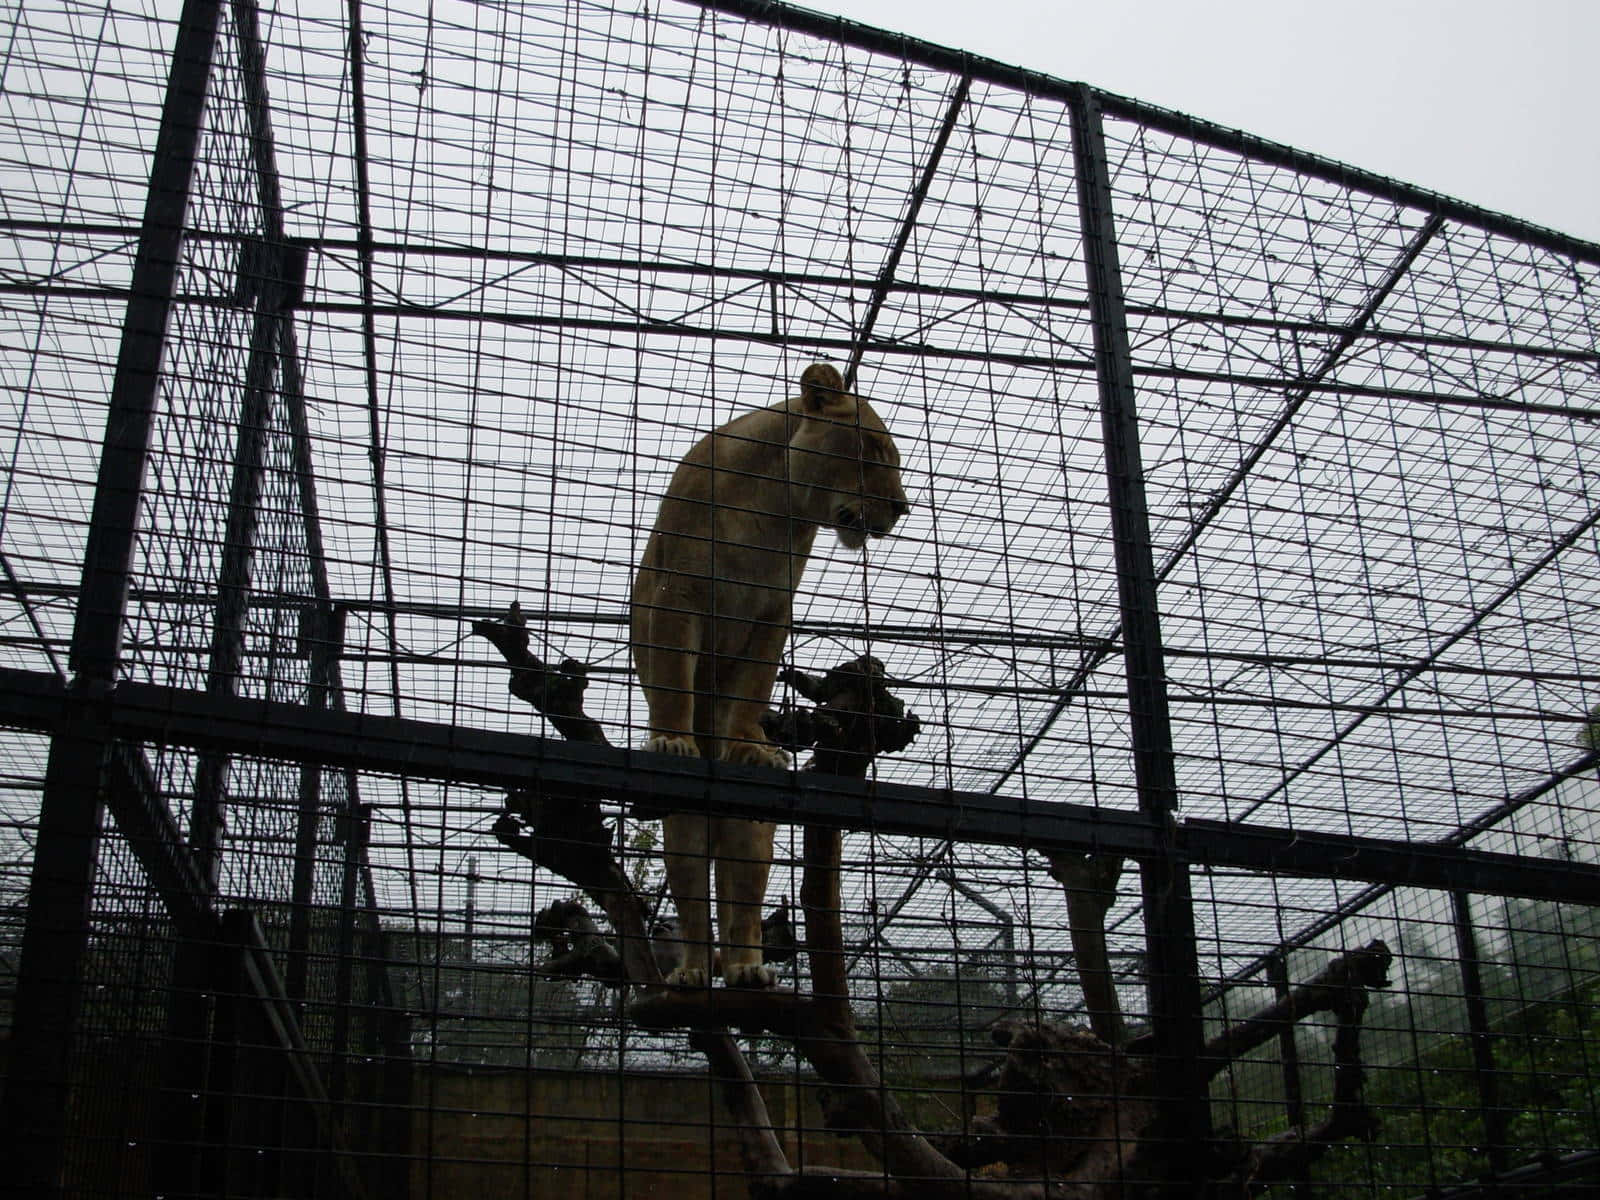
(1307, 986, 1600, 1194)
(1219, 900, 1599, 1195)
(1579, 701, 1600, 752)
(1304, 901, 1600, 1197)
(625, 822, 661, 894)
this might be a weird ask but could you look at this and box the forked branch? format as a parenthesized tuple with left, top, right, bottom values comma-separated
(475, 604, 1393, 1197)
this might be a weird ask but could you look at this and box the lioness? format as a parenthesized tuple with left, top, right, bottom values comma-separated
(631, 363, 908, 987)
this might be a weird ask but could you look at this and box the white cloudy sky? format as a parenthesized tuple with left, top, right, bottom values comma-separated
(820, 0, 1600, 246)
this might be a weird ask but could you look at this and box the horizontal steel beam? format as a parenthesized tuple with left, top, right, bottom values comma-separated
(1182, 818, 1600, 903)
(2, 576, 1114, 655)
(13, 577, 1598, 689)
(18, 279, 1595, 418)
(10, 221, 1597, 370)
(5, 667, 1597, 905)
(0, 667, 1165, 858)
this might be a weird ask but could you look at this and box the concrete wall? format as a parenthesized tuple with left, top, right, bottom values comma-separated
(410, 1064, 889, 1199)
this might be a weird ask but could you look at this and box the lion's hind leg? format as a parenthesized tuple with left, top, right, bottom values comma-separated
(720, 732, 790, 770)
(709, 630, 790, 769)
(661, 812, 716, 987)
(714, 817, 778, 989)
(635, 601, 702, 759)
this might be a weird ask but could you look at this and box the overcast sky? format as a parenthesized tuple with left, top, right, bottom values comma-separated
(820, 0, 1600, 247)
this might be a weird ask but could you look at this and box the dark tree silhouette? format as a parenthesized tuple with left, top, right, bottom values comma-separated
(474, 603, 1392, 1198)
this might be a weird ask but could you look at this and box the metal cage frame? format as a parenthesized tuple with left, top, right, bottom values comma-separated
(1, 0, 1597, 1195)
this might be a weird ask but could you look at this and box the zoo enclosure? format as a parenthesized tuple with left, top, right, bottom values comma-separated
(0, 0, 1598, 1195)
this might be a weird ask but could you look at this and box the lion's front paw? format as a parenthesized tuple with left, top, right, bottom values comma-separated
(723, 962, 777, 989)
(722, 740, 790, 770)
(665, 965, 710, 988)
(646, 733, 700, 758)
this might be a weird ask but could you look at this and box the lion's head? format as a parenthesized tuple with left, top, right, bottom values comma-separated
(785, 363, 908, 550)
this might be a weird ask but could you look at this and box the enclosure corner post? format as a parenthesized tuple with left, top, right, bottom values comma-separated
(1067, 81, 1211, 1178)
(1265, 952, 1310, 1190)
(1451, 890, 1510, 1176)
(1, 0, 224, 1191)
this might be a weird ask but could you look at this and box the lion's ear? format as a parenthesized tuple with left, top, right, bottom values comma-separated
(798, 363, 849, 414)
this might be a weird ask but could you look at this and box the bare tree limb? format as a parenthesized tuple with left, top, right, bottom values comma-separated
(473, 603, 787, 1178)
(690, 1029, 793, 1182)
(801, 826, 850, 1014)
(472, 605, 607, 746)
(1216, 941, 1392, 1193)
(473, 607, 662, 984)
(532, 899, 626, 984)
(1196, 939, 1392, 1077)
(1042, 851, 1128, 1047)
(476, 606, 1395, 1197)
(491, 795, 661, 987)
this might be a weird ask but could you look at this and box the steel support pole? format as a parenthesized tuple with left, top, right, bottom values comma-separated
(1451, 890, 1509, 1175)
(1067, 83, 1210, 1178)
(189, 0, 306, 884)
(1265, 953, 1309, 1195)
(287, 604, 344, 1006)
(2, 1, 223, 1191)
(330, 803, 372, 1113)
(229, 0, 327, 626)
(230, 0, 341, 1020)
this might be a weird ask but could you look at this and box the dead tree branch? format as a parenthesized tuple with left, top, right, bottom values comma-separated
(476, 604, 1393, 1197)
(532, 899, 626, 984)
(1195, 939, 1393, 1076)
(1211, 941, 1392, 1195)
(691, 1029, 792, 1181)
(1042, 851, 1128, 1047)
(472, 603, 608, 746)
(473, 606, 658, 984)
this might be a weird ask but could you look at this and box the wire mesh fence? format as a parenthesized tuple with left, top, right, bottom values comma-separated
(0, 0, 1596, 1196)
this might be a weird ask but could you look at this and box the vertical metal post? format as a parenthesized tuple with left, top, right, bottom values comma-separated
(1265, 953, 1308, 1194)
(464, 854, 479, 1010)
(2, 1, 223, 1191)
(1067, 83, 1210, 1177)
(331, 802, 372, 1108)
(230, 0, 326, 633)
(362, 861, 414, 1198)
(1451, 890, 1509, 1175)
(287, 604, 344, 1007)
(232, 0, 336, 1024)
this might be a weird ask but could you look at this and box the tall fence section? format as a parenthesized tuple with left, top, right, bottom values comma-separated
(0, 0, 1596, 1197)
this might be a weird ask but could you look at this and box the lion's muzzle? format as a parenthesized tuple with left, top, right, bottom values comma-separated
(834, 493, 908, 548)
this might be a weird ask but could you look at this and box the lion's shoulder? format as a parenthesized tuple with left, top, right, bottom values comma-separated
(679, 401, 793, 469)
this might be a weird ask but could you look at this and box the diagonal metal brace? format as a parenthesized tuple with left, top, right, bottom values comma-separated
(846, 74, 971, 389)
(106, 740, 220, 940)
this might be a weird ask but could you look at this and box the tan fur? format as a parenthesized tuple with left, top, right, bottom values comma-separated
(631, 363, 908, 987)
